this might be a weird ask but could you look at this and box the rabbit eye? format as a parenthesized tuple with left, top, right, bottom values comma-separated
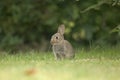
(56, 37, 58, 39)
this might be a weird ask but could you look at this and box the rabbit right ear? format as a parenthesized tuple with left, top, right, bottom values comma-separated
(57, 24, 65, 35)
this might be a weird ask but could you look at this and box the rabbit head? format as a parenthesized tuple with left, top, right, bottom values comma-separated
(50, 24, 65, 45)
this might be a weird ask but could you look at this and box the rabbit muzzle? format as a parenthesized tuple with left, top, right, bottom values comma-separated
(50, 38, 61, 45)
(50, 38, 56, 45)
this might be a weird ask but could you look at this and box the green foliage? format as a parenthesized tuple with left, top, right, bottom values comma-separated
(112, 0, 120, 6)
(0, 0, 120, 51)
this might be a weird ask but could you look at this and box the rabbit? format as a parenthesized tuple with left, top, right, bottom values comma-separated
(50, 24, 75, 60)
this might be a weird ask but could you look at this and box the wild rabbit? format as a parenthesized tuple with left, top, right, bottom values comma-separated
(50, 24, 75, 60)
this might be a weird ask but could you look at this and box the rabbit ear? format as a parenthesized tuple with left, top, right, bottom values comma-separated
(57, 24, 65, 35)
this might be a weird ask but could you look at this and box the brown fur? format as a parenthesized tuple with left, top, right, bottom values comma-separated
(50, 24, 75, 60)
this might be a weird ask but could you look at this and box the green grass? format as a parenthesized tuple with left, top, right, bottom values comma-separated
(0, 46, 120, 80)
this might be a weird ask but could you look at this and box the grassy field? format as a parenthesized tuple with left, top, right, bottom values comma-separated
(0, 45, 120, 80)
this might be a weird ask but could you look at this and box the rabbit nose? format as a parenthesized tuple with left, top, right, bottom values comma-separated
(50, 38, 54, 44)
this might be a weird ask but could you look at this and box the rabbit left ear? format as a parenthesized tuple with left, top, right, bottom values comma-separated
(57, 24, 65, 35)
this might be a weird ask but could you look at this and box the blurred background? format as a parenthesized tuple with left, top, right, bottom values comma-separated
(0, 0, 120, 53)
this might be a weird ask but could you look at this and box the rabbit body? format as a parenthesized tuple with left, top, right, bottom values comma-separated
(50, 24, 75, 60)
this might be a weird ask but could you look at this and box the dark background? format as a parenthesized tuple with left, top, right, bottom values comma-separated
(0, 0, 120, 52)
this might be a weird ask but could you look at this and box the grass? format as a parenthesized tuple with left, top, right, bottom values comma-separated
(0, 45, 120, 80)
